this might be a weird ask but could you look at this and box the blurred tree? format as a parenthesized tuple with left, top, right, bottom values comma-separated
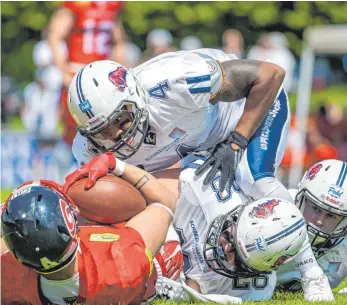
(1, 1, 347, 86)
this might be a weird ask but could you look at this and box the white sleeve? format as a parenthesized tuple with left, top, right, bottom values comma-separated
(293, 233, 324, 277)
(294, 233, 334, 301)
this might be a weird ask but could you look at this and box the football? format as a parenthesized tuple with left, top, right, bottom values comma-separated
(66, 175, 146, 224)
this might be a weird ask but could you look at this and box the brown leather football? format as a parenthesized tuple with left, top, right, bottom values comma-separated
(66, 175, 146, 224)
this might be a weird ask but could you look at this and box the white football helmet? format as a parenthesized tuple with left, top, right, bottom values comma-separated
(296, 159, 347, 257)
(204, 198, 306, 278)
(68, 60, 149, 159)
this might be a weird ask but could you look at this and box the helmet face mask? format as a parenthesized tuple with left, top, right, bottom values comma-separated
(297, 160, 347, 258)
(1, 181, 79, 274)
(203, 205, 269, 278)
(204, 198, 307, 278)
(77, 100, 149, 159)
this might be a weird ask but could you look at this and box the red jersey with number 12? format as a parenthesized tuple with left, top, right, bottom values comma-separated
(64, 1, 123, 64)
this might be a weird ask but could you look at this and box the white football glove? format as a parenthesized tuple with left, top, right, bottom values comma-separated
(302, 272, 334, 302)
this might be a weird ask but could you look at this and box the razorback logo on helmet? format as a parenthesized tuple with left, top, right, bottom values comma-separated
(249, 199, 279, 219)
(306, 163, 322, 180)
(108, 67, 128, 92)
(59, 199, 76, 237)
(271, 254, 293, 269)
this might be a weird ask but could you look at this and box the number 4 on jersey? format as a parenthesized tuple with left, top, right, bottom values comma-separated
(148, 80, 171, 99)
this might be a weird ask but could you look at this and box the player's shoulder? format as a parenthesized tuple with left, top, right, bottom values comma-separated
(133, 51, 213, 109)
(79, 225, 152, 296)
(79, 224, 146, 248)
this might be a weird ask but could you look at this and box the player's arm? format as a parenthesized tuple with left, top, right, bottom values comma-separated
(212, 59, 285, 139)
(47, 7, 74, 86)
(121, 162, 176, 256)
(292, 235, 334, 301)
(64, 153, 176, 256)
(196, 60, 285, 192)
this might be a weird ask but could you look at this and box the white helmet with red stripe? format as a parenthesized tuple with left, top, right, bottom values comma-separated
(68, 60, 149, 159)
(296, 159, 347, 257)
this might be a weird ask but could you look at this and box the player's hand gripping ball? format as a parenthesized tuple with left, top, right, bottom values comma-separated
(66, 175, 146, 224)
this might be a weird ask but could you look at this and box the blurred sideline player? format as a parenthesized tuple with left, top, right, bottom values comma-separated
(1, 158, 181, 305)
(66, 48, 293, 214)
(48, 1, 126, 148)
(276, 159, 347, 295)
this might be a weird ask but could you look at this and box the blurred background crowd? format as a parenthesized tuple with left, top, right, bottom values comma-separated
(1, 1, 347, 196)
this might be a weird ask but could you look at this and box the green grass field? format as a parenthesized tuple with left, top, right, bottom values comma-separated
(1, 189, 346, 303)
(151, 279, 347, 305)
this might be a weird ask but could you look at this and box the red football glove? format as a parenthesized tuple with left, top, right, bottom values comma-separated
(159, 240, 184, 280)
(63, 152, 116, 192)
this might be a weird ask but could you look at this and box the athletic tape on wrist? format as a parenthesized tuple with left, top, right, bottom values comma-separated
(114, 159, 125, 176)
(150, 202, 174, 218)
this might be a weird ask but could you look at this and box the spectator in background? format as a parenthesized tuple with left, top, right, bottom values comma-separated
(124, 41, 142, 68)
(21, 38, 63, 138)
(22, 66, 62, 139)
(268, 32, 296, 92)
(141, 29, 176, 62)
(180, 36, 203, 51)
(316, 103, 347, 161)
(222, 29, 244, 58)
(247, 32, 272, 61)
(248, 32, 295, 92)
(1, 76, 23, 126)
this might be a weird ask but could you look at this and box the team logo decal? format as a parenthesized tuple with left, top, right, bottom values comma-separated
(307, 163, 322, 180)
(89, 233, 120, 242)
(254, 237, 267, 252)
(328, 185, 344, 199)
(59, 199, 76, 237)
(108, 67, 128, 92)
(249, 199, 279, 219)
(144, 131, 156, 145)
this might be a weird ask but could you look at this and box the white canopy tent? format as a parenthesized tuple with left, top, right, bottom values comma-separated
(288, 25, 347, 188)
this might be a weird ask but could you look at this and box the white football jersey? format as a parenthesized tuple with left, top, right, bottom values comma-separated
(72, 49, 245, 171)
(173, 159, 277, 301)
(276, 189, 347, 290)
